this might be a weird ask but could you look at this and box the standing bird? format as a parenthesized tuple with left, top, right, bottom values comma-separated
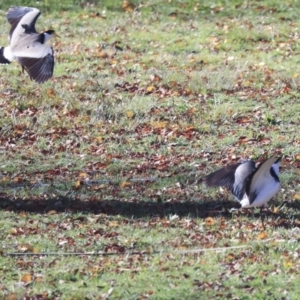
(204, 156, 281, 209)
(0, 6, 56, 83)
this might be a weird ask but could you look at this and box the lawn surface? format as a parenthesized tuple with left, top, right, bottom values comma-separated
(1, 0, 300, 299)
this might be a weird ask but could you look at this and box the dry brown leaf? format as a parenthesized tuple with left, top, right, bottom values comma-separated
(126, 111, 135, 119)
(13, 177, 23, 183)
(47, 88, 56, 98)
(21, 274, 32, 283)
(205, 217, 214, 226)
(122, 0, 135, 12)
(97, 50, 108, 58)
(257, 232, 268, 240)
(120, 181, 131, 188)
(146, 85, 156, 93)
(35, 276, 44, 283)
(150, 74, 162, 82)
(4, 294, 17, 300)
(294, 194, 300, 201)
(226, 253, 235, 260)
(32, 247, 39, 254)
(78, 172, 88, 178)
(283, 261, 294, 268)
(93, 136, 103, 142)
(74, 180, 81, 188)
(151, 121, 168, 129)
(9, 228, 18, 235)
(109, 221, 119, 227)
(1, 176, 10, 182)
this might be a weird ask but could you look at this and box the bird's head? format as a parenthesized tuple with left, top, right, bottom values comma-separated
(43, 29, 59, 42)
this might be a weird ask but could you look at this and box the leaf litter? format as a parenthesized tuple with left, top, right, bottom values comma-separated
(1, 0, 300, 299)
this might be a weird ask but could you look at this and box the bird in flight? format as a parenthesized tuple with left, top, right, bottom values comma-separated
(0, 6, 56, 83)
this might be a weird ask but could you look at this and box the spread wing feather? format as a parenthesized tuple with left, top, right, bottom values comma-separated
(6, 7, 40, 37)
(204, 160, 256, 202)
(18, 53, 54, 83)
(204, 163, 242, 189)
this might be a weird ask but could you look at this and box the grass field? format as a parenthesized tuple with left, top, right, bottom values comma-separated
(1, 0, 300, 299)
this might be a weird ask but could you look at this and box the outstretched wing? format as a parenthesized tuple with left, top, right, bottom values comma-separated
(7, 6, 40, 39)
(204, 160, 256, 202)
(204, 163, 242, 189)
(18, 51, 54, 84)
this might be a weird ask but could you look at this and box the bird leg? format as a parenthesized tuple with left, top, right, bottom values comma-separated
(260, 207, 266, 230)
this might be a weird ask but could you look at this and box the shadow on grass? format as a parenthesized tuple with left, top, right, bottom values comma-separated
(0, 195, 233, 218)
(0, 195, 296, 227)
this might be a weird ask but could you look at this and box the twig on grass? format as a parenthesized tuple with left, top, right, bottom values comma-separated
(4, 245, 250, 257)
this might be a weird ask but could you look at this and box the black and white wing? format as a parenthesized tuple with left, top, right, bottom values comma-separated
(204, 160, 256, 202)
(17, 50, 54, 84)
(231, 160, 255, 200)
(204, 163, 241, 189)
(6, 6, 40, 38)
(11, 32, 54, 83)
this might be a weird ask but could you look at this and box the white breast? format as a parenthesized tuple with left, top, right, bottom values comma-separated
(240, 181, 280, 208)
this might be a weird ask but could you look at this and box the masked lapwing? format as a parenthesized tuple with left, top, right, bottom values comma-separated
(0, 6, 56, 83)
(204, 156, 281, 209)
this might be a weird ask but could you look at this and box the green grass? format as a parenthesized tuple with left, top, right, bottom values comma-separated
(1, 0, 300, 299)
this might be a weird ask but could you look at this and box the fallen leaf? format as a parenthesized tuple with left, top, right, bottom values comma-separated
(120, 181, 131, 188)
(126, 111, 135, 119)
(283, 261, 294, 268)
(146, 85, 156, 93)
(74, 180, 81, 188)
(151, 121, 168, 129)
(35, 276, 44, 283)
(122, 0, 135, 12)
(9, 228, 18, 235)
(294, 194, 300, 201)
(205, 217, 214, 226)
(257, 232, 268, 240)
(109, 221, 119, 227)
(21, 274, 32, 283)
(18, 244, 38, 252)
(78, 172, 88, 178)
(226, 253, 235, 260)
(47, 88, 56, 97)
